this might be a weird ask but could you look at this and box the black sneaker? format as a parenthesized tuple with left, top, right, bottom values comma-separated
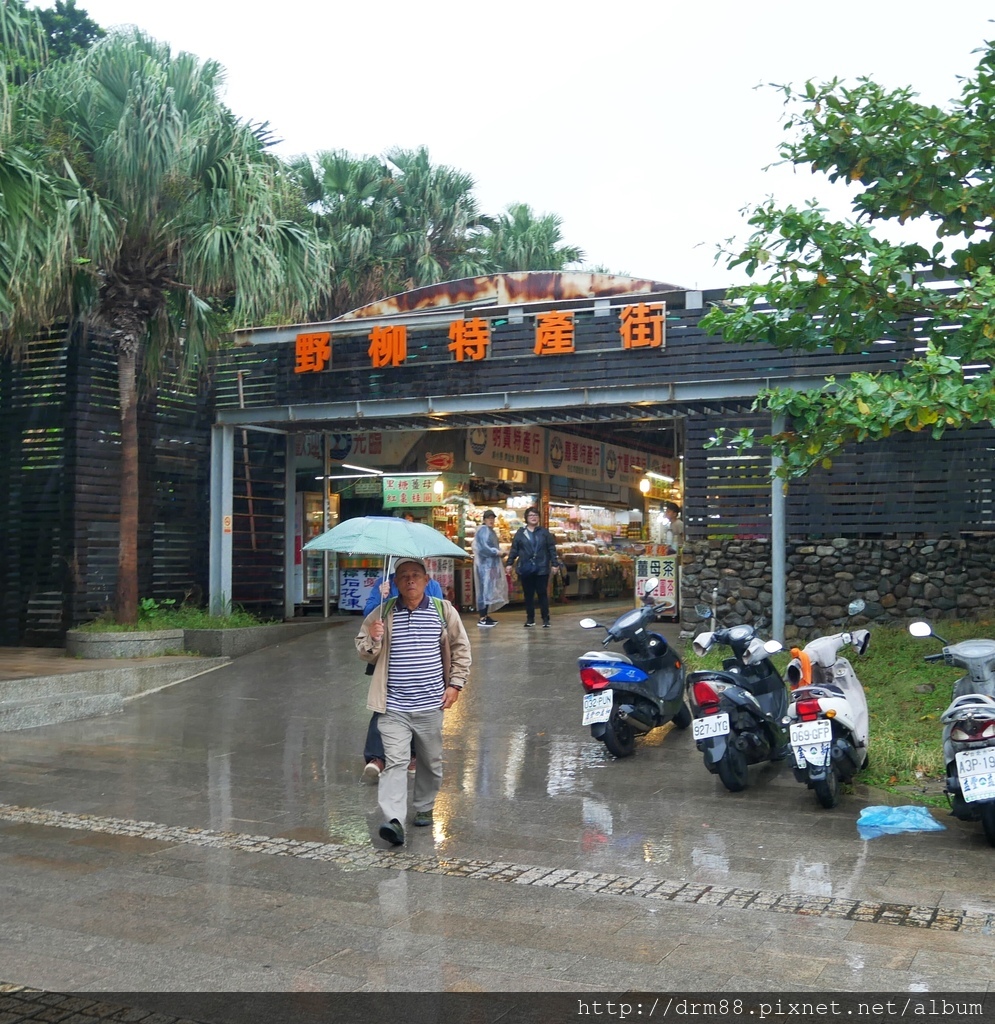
(524, 621, 535, 628)
(542, 622, 551, 628)
(484, 617, 498, 626)
(378, 819, 404, 846)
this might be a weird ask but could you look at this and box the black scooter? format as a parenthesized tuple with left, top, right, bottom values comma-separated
(686, 621, 789, 791)
(578, 578, 691, 758)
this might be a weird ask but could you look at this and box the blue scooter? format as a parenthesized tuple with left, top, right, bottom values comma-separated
(578, 578, 691, 758)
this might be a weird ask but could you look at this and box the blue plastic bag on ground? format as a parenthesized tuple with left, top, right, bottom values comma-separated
(857, 804, 946, 839)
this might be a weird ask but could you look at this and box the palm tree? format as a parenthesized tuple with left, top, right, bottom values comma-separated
(291, 146, 493, 317)
(482, 202, 584, 271)
(4, 27, 330, 622)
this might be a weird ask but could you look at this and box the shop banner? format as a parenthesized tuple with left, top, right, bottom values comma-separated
(295, 431, 421, 465)
(546, 430, 603, 482)
(605, 443, 680, 490)
(382, 475, 438, 507)
(635, 549, 677, 614)
(338, 568, 382, 612)
(465, 426, 546, 474)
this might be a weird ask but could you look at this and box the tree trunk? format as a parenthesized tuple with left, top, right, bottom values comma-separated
(115, 344, 139, 624)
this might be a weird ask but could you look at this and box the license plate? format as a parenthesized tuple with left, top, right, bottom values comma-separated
(582, 690, 614, 726)
(790, 719, 832, 746)
(692, 713, 729, 741)
(956, 748, 995, 803)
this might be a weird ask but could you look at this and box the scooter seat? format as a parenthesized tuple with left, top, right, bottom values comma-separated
(579, 651, 633, 665)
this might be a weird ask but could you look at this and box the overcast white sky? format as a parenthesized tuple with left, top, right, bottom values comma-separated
(51, 1, 995, 290)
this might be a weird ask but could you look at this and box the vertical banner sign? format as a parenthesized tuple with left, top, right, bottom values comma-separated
(635, 547, 677, 615)
(338, 568, 382, 613)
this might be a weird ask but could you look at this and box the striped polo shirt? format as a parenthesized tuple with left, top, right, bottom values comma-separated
(385, 596, 445, 713)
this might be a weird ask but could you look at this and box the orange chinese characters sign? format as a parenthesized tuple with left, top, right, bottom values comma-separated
(448, 317, 490, 362)
(294, 332, 331, 373)
(368, 325, 407, 368)
(534, 311, 575, 356)
(619, 302, 665, 350)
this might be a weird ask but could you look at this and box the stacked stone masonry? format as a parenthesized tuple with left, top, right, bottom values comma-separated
(679, 535, 995, 642)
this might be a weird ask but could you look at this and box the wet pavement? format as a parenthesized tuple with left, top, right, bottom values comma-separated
(0, 602, 993, 996)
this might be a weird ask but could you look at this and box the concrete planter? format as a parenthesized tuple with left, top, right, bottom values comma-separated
(183, 619, 332, 658)
(65, 628, 186, 659)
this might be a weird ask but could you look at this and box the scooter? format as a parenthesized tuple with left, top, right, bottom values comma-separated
(908, 620, 995, 846)
(578, 577, 691, 758)
(687, 620, 789, 791)
(783, 599, 870, 809)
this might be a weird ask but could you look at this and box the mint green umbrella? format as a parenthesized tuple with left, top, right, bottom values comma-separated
(303, 515, 468, 560)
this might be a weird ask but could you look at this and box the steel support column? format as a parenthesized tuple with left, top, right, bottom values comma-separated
(771, 413, 786, 642)
(209, 424, 234, 615)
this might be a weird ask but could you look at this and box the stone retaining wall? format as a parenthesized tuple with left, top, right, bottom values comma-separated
(679, 536, 995, 641)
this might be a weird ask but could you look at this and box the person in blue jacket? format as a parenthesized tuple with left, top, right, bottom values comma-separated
(360, 567, 444, 783)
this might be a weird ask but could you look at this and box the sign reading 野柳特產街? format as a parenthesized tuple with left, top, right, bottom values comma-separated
(382, 476, 438, 507)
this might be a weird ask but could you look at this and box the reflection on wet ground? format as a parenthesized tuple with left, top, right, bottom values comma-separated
(1, 604, 994, 992)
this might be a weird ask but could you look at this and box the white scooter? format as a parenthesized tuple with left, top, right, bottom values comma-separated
(783, 599, 871, 808)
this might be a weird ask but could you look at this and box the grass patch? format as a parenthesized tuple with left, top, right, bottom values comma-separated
(76, 600, 275, 632)
(681, 616, 995, 804)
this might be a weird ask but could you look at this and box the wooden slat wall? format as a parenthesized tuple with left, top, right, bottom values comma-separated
(231, 430, 285, 619)
(685, 409, 995, 538)
(0, 333, 72, 645)
(1, 330, 211, 644)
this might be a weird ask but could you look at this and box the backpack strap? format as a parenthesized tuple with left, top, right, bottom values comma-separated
(383, 595, 446, 625)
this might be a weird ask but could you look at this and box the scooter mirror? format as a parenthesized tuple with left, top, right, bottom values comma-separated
(763, 638, 784, 655)
(579, 618, 599, 629)
(692, 632, 714, 657)
(642, 577, 660, 597)
(908, 621, 932, 638)
(694, 604, 711, 620)
(847, 598, 866, 616)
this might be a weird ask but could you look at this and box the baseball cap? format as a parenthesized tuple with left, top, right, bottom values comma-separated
(393, 557, 427, 573)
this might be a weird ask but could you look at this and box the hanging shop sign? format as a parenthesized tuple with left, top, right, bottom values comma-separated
(294, 431, 421, 465)
(546, 430, 603, 482)
(293, 302, 665, 373)
(466, 426, 546, 475)
(604, 444, 680, 491)
(382, 475, 439, 507)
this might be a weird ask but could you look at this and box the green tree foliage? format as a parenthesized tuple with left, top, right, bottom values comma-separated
(1, 21, 331, 621)
(37, 0, 104, 59)
(291, 146, 495, 318)
(481, 202, 584, 272)
(290, 148, 587, 318)
(699, 40, 995, 478)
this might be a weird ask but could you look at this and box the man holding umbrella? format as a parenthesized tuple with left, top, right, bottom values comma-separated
(356, 556, 471, 846)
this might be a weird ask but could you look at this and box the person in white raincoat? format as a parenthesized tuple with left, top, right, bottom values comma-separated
(473, 510, 508, 627)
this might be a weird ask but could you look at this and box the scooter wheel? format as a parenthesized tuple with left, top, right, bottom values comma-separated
(717, 746, 748, 792)
(674, 702, 693, 730)
(980, 804, 995, 848)
(603, 707, 636, 758)
(814, 767, 841, 809)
